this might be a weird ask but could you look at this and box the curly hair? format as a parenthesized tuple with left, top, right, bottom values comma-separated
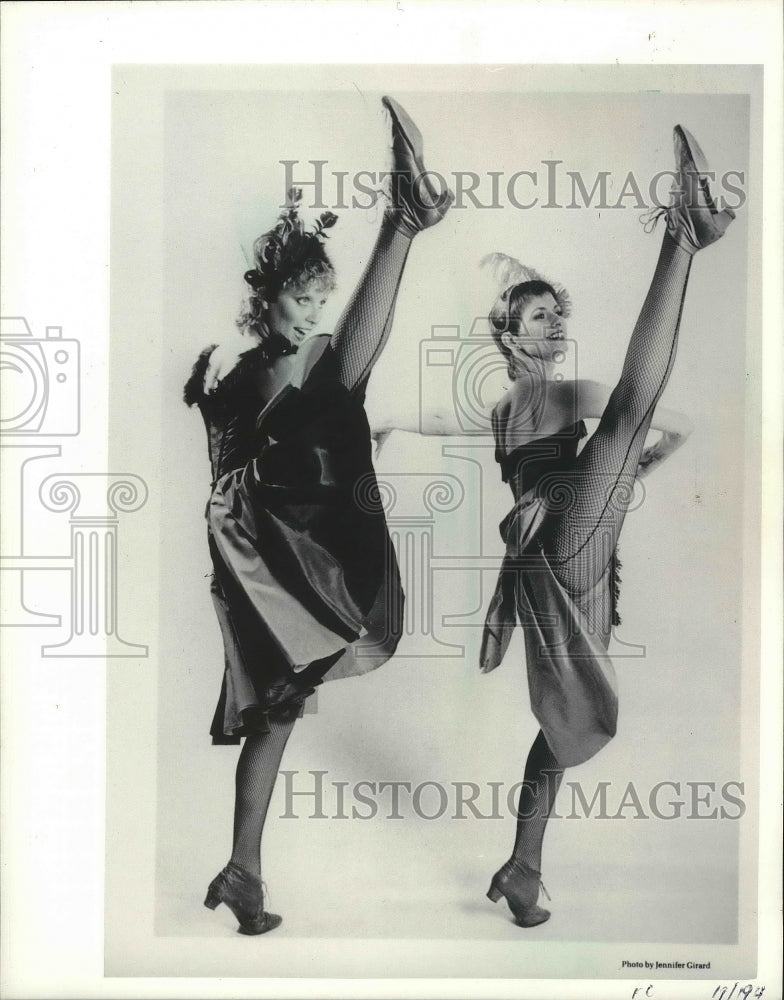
(236, 255, 337, 339)
(236, 189, 339, 339)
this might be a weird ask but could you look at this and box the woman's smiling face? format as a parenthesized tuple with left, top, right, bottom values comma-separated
(503, 291, 568, 367)
(516, 292, 566, 343)
(267, 283, 331, 347)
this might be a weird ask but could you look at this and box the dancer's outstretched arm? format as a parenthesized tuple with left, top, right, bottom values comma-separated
(368, 394, 493, 459)
(368, 398, 492, 438)
(371, 376, 692, 473)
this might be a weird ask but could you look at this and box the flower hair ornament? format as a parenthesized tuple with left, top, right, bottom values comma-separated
(243, 187, 338, 296)
(481, 252, 572, 331)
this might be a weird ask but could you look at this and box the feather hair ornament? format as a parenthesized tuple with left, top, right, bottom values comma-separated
(243, 187, 338, 293)
(480, 252, 572, 319)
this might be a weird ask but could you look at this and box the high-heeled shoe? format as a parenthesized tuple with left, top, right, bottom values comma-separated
(204, 861, 282, 935)
(381, 95, 453, 237)
(643, 124, 735, 254)
(487, 860, 551, 927)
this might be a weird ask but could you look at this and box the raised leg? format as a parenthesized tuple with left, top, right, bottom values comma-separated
(544, 230, 692, 623)
(490, 127, 736, 927)
(330, 97, 451, 397)
(330, 218, 414, 396)
(544, 125, 735, 622)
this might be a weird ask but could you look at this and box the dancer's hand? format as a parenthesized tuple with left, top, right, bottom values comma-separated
(636, 428, 691, 479)
(372, 428, 395, 459)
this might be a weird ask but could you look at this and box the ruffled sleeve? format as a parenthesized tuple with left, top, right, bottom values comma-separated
(183, 344, 218, 407)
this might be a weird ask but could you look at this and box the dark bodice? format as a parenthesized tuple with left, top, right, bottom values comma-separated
(495, 418, 622, 626)
(185, 339, 375, 498)
(184, 344, 269, 482)
(498, 420, 587, 499)
(185, 338, 403, 741)
(184, 337, 385, 600)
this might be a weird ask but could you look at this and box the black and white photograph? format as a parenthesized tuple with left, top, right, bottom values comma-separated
(1, 4, 782, 999)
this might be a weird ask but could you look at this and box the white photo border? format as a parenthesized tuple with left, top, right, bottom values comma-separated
(1, 3, 782, 999)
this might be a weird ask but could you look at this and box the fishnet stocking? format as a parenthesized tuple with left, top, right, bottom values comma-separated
(230, 716, 296, 876)
(545, 232, 692, 633)
(330, 216, 412, 397)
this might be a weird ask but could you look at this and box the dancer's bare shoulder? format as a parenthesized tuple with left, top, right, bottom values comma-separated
(550, 379, 694, 441)
(497, 378, 613, 443)
(572, 379, 613, 421)
(498, 378, 587, 428)
(532, 380, 587, 436)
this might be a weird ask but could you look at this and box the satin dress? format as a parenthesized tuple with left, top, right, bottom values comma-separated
(185, 335, 403, 744)
(480, 397, 619, 768)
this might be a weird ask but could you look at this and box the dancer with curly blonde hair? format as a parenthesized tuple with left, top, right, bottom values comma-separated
(185, 97, 452, 935)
